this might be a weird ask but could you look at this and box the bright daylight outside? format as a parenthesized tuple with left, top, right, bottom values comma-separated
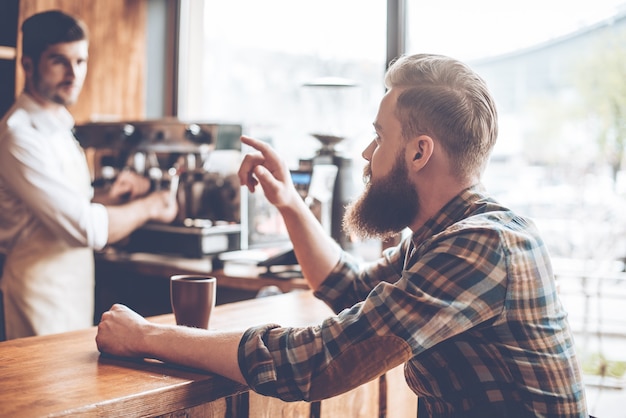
(407, 2, 626, 416)
(179, 1, 626, 415)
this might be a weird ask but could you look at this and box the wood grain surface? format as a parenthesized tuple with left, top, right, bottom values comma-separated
(0, 292, 324, 417)
(0, 291, 418, 417)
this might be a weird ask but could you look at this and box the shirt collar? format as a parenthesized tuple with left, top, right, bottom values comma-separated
(411, 183, 496, 246)
(17, 92, 75, 134)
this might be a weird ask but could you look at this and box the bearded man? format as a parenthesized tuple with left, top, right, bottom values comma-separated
(96, 54, 589, 417)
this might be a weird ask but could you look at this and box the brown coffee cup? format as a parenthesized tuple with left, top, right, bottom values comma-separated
(170, 275, 216, 329)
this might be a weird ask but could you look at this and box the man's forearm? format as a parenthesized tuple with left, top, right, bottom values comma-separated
(278, 195, 342, 290)
(105, 198, 152, 243)
(96, 305, 247, 384)
(142, 324, 247, 384)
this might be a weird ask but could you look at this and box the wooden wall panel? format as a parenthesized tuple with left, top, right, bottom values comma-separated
(16, 0, 147, 123)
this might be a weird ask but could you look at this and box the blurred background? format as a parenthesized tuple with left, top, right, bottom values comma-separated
(2, 1, 626, 415)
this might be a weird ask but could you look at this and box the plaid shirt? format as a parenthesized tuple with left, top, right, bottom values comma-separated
(238, 186, 588, 417)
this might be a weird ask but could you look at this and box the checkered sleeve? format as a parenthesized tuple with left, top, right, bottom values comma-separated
(313, 240, 410, 313)
(237, 227, 510, 402)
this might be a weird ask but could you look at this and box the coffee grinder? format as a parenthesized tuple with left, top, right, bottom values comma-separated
(300, 77, 360, 250)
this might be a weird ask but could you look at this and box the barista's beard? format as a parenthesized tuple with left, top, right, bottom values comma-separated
(343, 157, 419, 240)
(32, 69, 79, 106)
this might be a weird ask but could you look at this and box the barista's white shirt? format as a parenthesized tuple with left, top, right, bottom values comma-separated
(0, 93, 109, 339)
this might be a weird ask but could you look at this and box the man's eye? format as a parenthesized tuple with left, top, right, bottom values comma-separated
(51, 57, 69, 66)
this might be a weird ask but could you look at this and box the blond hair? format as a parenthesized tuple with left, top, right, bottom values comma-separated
(385, 54, 498, 180)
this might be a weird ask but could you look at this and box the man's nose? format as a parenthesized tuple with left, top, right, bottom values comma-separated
(362, 140, 376, 161)
(65, 63, 78, 78)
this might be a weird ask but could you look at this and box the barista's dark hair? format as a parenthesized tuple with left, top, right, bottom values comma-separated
(385, 53, 498, 181)
(22, 10, 88, 63)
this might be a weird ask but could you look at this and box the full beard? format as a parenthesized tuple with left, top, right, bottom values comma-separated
(343, 157, 419, 240)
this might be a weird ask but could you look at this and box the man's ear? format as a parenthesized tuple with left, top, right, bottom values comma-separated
(408, 135, 433, 168)
(22, 56, 34, 76)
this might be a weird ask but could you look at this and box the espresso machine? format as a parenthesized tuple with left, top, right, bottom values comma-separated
(74, 119, 243, 258)
(300, 78, 360, 250)
(300, 136, 355, 250)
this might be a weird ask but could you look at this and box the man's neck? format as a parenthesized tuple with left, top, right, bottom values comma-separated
(24, 88, 65, 113)
(409, 180, 474, 232)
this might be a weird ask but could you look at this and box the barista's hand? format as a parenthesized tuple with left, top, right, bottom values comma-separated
(109, 170, 151, 202)
(238, 136, 300, 208)
(145, 190, 178, 223)
(96, 304, 151, 357)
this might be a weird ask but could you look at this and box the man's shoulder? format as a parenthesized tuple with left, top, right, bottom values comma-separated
(1, 97, 35, 132)
(0, 115, 36, 159)
(451, 206, 536, 238)
(4, 108, 34, 129)
(0, 99, 43, 148)
(440, 207, 545, 261)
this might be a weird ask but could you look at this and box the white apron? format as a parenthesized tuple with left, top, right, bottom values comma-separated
(1, 134, 95, 339)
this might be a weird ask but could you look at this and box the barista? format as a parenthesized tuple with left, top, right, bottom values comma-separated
(0, 10, 178, 340)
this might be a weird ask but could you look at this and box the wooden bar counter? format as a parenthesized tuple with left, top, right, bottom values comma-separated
(93, 249, 311, 321)
(0, 291, 417, 418)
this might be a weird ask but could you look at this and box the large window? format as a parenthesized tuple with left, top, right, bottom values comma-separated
(178, 0, 387, 169)
(407, 3, 626, 415)
(177, 0, 387, 251)
(178, 2, 626, 414)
